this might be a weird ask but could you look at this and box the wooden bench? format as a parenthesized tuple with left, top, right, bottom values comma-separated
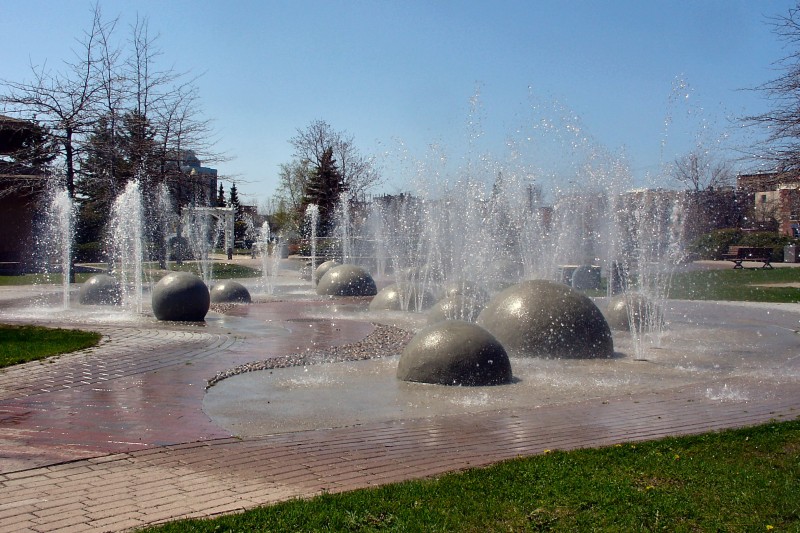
(721, 246, 774, 269)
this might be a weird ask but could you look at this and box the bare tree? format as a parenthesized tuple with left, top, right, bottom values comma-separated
(672, 151, 734, 192)
(289, 120, 380, 199)
(1, 8, 108, 196)
(745, 3, 800, 173)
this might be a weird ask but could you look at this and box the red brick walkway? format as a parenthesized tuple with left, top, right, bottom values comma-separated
(1, 295, 799, 532)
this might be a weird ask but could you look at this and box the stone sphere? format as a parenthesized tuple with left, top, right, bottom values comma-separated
(427, 295, 484, 324)
(397, 320, 512, 386)
(314, 260, 339, 282)
(151, 272, 210, 321)
(369, 283, 436, 312)
(79, 274, 121, 305)
(605, 293, 664, 332)
(477, 280, 613, 359)
(316, 264, 377, 297)
(210, 281, 251, 304)
(571, 265, 601, 290)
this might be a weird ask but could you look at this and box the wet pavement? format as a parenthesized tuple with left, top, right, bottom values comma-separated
(0, 263, 799, 532)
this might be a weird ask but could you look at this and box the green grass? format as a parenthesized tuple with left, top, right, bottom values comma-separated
(0, 263, 261, 286)
(669, 267, 800, 302)
(0, 273, 94, 286)
(0, 324, 101, 368)
(140, 420, 800, 532)
(165, 262, 261, 279)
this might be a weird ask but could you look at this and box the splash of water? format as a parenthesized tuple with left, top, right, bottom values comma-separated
(305, 204, 319, 287)
(336, 193, 351, 264)
(44, 187, 75, 310)
(108, 180, 144, 313)
(259, 221, 273, 294)
(183, 208, 222, 286)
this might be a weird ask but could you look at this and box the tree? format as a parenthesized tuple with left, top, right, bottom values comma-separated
(671, 150, 736, 239)
(272, 158, 313, 231)
(301, 147, 345, 236)
(228, 183, 241, 213)
(229, 183, 247, 244)
(672, 151, 733, 192)
(2, 5, 221, 264)
(289, 120, 379, 200)
(217, 183, 225, 207)
(0, 117, 57, 200)
(1, 7, 110, 196)
(746, 4, 800, 173)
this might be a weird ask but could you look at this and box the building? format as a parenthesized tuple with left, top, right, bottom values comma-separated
(738, 171, 800, 236)
(0, 115, 48, 273)
(165, 150, 219, 208)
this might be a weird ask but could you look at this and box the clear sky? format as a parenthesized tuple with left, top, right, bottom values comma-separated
(1, 0, 798, 206)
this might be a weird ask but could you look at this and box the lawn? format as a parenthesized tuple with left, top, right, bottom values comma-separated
(141, 420, 800, 532)
(0, 324, 101, 368)
(668, 267, 800, 302)
(0, 272, 94, 286)
(0, 262, 261, 286)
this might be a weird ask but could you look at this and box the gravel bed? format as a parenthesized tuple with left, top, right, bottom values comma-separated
(206, 323, 413, 388)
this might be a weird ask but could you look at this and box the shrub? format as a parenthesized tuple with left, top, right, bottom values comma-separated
(739, 232, 797, 262)
(74, 241, 104, 263)
(689, 228, 799, 262)
(688, 228, 742, 259)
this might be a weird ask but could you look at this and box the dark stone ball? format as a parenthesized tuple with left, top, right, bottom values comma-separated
(477, 279, 613, 359)
(210, 281, 251, 304)
(314, 260, 339, 282)
(316, 264, 377, 297)
(571, 265, 601, 290)
(605, 293, 664, 332)
(427, 295, 484, 324)
(397, 320, 512, 386)
(151, 272, 210, 321)
(368, 283, 436, 312)
(79, 274, 121, 305)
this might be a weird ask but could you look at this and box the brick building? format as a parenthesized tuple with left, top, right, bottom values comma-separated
(0, 115, 48, 273)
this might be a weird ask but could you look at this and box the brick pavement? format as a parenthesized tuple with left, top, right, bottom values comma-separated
(0, 291, 799, 532)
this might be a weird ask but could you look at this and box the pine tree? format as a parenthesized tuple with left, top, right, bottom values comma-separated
(217, 183, 225, 207)
(301, 147, 345, 236)
(229, 183, 241, 214)
(229, 183, 245, 244)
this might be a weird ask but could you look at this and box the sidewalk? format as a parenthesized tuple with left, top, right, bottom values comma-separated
(2, 378, 797, 532)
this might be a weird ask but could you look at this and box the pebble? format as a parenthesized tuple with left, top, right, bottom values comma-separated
(206, 323, 413, 388)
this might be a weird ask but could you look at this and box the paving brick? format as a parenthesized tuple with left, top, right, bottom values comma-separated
(30, 512, 88, 529)
(30, 501, 85, 519)
(2, 519, 38, 533)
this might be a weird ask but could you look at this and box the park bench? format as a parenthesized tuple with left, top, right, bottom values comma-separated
(721, 246, 774, 269)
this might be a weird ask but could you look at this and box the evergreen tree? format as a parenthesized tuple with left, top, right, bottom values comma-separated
(217, 183, 225, 207)
(301, 147, 345, 236)
(229, 183, 241, 214)
(76, 115, 129, 249)
(229, 183, 246, 244)
(0, 120, 56, 176)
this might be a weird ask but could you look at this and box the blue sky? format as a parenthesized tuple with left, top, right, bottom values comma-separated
(1, 0, 797, 205)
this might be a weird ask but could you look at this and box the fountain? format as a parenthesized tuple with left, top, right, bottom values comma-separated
(258, 221, 275, 294)
(36, 186, 75, 310)
(107, 180, 145, 313)
(305, 204, 319, 287)
(336, 192, 352, 264)
(0, 88, 796, 467)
